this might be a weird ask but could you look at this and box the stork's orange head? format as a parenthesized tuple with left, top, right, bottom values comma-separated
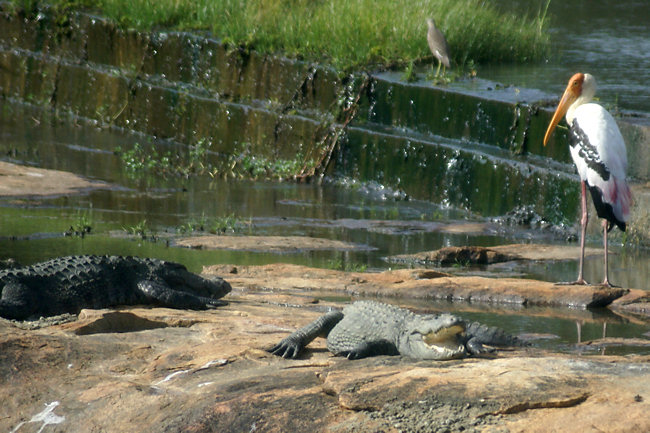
(543, 73, 585, 147)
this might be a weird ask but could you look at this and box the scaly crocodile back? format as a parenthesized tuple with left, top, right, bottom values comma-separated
(326, 301, 411, 354)
(0, 256, 159, 315)
(0, 255, 233, 320)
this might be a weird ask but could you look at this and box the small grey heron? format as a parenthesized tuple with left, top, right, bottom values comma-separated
(426, 18, 451, 76)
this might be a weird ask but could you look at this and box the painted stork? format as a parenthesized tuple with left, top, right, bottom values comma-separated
(543, 72, 632, 287)
(426, 18, 451, 75)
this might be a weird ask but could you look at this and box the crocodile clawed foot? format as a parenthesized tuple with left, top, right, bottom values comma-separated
(206, 299, 228, 308)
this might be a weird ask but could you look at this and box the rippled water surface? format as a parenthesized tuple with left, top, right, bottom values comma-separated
(486, 0, 650, 115)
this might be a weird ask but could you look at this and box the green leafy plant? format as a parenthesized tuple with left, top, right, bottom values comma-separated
(64, 208, 93, 237)
(122, 219, 152, 239)
(210, 214, 252, 235)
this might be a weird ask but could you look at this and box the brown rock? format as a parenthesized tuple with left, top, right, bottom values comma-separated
(2, 297, 649, 433)
(610, 289, 650, 317)
(205, 263, 627, 308)
(390, 243, 604, 266)
(176, 235, 375, 253)
(0, 160, 111, 197)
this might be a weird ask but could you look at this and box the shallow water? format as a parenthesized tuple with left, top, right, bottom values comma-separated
(486, 0, 650, 116)
(0, 103, 648, 354)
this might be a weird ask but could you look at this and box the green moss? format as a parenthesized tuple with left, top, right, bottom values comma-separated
(12, 0, 551, 71)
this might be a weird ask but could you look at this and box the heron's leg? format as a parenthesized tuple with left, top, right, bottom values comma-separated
(435, 61, 441, 77)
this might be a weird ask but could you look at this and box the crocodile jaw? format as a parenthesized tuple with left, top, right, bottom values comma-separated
(423, 324, 466, 345)
(402, 317, 468, 360)
(421, 324, 467, 359)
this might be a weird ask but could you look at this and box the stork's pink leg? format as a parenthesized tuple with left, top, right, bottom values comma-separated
(576, 181, 588, 284)
(601, 219, 612, 287)
(558, 181, 588, 285)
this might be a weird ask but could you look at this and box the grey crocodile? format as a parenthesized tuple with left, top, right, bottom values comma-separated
(269, 301, 524, 360)
(0, 255, 231, 320)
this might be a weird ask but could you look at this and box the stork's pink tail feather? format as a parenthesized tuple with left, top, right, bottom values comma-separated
(611, 177, 632, 223)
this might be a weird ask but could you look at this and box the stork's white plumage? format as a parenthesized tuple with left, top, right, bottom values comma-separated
(544, 73, 632, 287)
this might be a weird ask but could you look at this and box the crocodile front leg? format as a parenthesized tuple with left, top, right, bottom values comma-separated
(0, 281, 34, 320)
(269, 310, 344, 359)
(337, 339, 400, 359)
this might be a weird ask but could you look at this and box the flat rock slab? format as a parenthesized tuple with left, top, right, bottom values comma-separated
(204, 263, 627, 308)
(0, 161, 111, 197)
(389, 244, 603, 266)
(176, 235, 375, 252)
(1, 298, 648, 433)
(323, 218, 491, 235)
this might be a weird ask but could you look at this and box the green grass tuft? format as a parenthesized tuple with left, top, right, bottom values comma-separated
(15, 0, 551, 71)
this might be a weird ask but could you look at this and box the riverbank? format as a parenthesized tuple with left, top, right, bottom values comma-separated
(8, 0, 550, 70)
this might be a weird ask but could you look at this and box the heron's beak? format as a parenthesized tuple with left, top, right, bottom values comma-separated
(543, 83, 579, 146)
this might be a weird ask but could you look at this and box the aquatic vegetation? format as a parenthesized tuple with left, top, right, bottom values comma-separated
(221, 142, 311, 181)
(115, 140, 215, 178)
(115, 139, 307, 181)
(64, 208, 94, 237)
(210, 214, 253, 235)
(122, 219, 152, 239)
(401, 61, 417, 83)
(115, 142, 165, 174)
(327, 258, 368, 273)
(177, 213, 252, 235)
(176, 214, 209, 234)
(17, 0, 551, 70)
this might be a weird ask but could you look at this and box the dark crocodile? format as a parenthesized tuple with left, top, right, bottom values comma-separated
(0, 255, 231, 320)
(269, 301, 524, 360)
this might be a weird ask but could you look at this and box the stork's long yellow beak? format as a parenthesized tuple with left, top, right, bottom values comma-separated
(543, 80, 580, 147)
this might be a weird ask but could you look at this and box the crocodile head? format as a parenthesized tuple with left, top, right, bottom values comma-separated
(148, 259, 232, 299)
(399, 313, 468, 360)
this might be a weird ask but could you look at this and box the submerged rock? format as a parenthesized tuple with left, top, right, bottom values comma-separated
(493, 205, 577, 241)
(0, 161, 112, 197)
(390, 245, 517, 266)
(389, 243, 604, 267)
